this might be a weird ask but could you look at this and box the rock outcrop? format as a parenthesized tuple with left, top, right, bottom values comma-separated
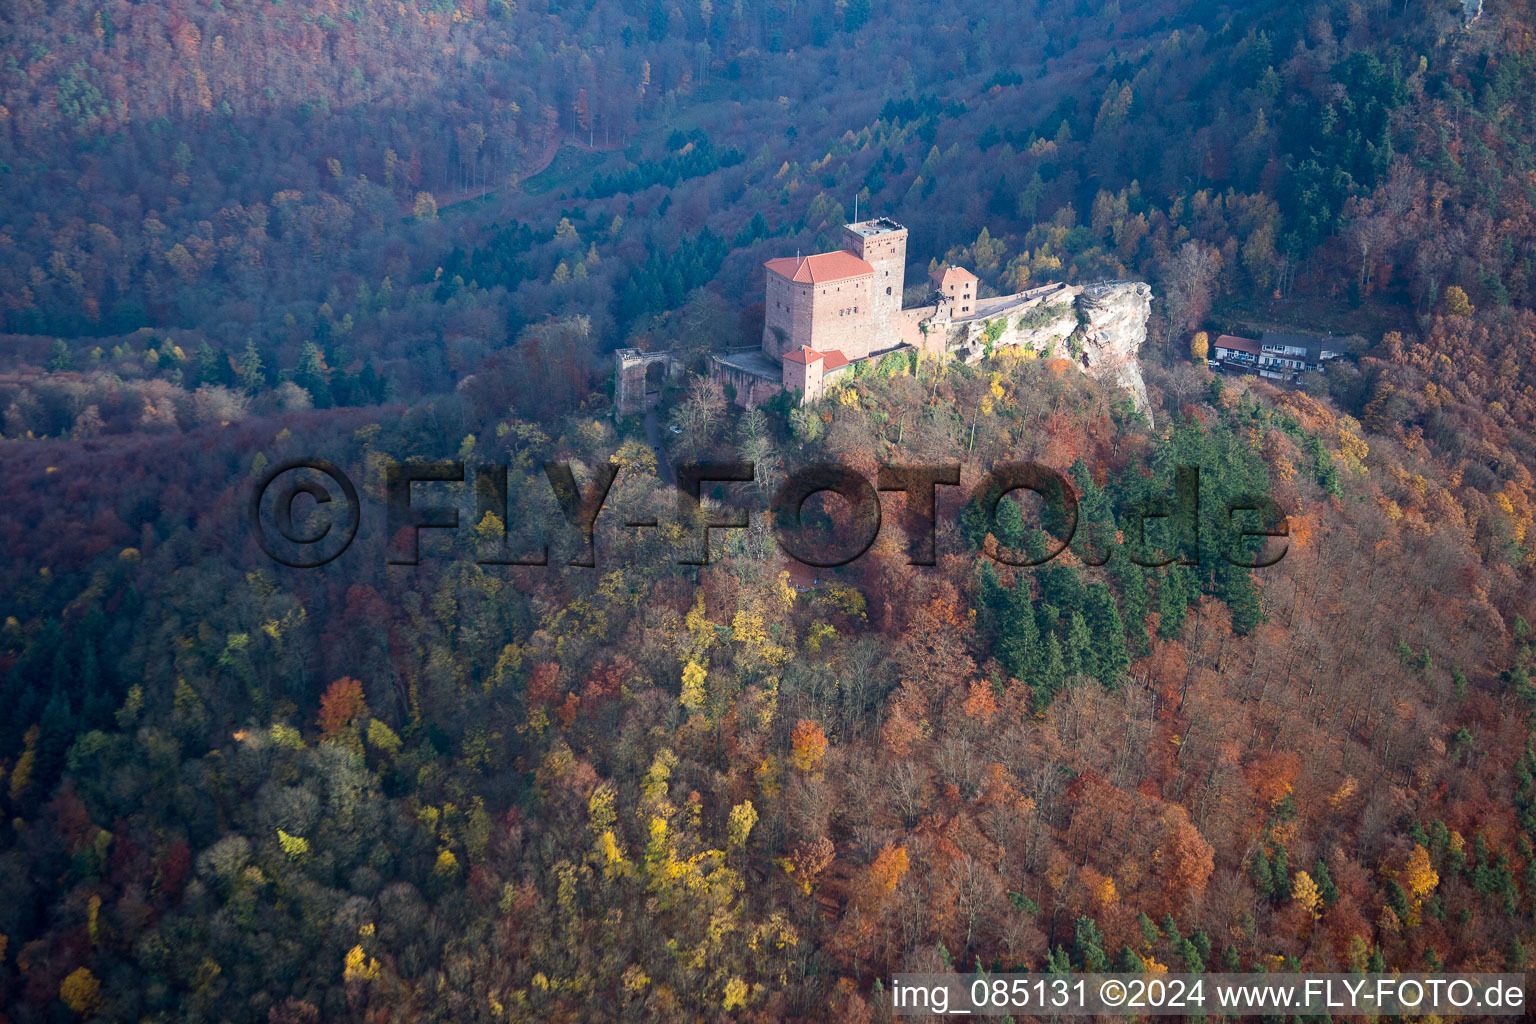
(1077, 281, 1154, 424)
(940, 280, 1154, 424)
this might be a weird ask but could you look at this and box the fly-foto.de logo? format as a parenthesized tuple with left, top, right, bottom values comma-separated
(249, 458, 1290, 571)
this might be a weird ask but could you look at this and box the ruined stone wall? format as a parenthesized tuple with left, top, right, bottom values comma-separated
(613, 349, 677, 419)
(898, 306, 941, 354)
(712, 359, 785, 409)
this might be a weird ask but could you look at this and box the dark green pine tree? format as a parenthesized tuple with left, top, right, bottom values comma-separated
(1083, 582, 1130, 689)
(1217, 560, 1264, 635)
(1073, 917, 1108, 972)
(1158, 565, 1198, 639)
(36, 686, 75, 783)
(1160, 914, 1182, 945)
(980, 563, 1044, 683)
(293, 341, 333, 408)
(1249, 848, 1275, 899)
(193, 341, 225, 387)
(1038, 633, 1067, 705)
(1111, 554, 1151, 658)
(997, 582, 1042, 682)
(1070, 459, 1116, 565)
(237, 339, 267, 394)
(978, 561, 1008, 623)
(1178, 936, 1205, 973)
(993, 492, 1028, 556)
(1270, 843, 1292, 899)
(1064, 611, 1094, 682)
(49, 338, 75, 371)
(1039, 556, 1085, 615)
(1313, 858, 1339, 904)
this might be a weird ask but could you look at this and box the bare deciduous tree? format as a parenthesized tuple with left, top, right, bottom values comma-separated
(1160, 240, 1223, 353)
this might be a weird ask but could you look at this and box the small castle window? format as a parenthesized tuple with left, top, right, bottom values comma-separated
(886, 287, 892, 295)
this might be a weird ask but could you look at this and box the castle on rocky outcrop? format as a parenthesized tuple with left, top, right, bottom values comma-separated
(704, 217, 1155, 418)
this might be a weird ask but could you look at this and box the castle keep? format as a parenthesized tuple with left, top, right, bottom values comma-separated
(760, 218, 909, 364)
(707, 217, 1154, 416)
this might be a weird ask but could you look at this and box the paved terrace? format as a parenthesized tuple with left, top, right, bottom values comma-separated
(713, 348, 783, 379)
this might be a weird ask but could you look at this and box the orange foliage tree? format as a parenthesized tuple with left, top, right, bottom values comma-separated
(318, 677, 369, 740)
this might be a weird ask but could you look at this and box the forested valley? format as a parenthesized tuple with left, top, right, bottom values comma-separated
(5, 0, 1536, 1020)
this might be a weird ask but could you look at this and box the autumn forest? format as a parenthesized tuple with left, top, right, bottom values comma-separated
(4, 0, 1536, 1020)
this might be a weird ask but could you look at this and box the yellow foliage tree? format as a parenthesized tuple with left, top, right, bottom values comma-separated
(434, 848, 461, 879)
(1400, 844, 1439, 902)
(366, 719, 402, 755)
(722, 977, 750, 1011)
(60, 967, 101, 1015)
(1292, 870, 1322, 920)
(277, 829, 310, 860)
(610, 439, 658, 475)
(869, 844, 909, 893)
(344, 944, 381, 983)
(8, 724, 38, 801)
(1190, 331, 1209, 362)
(589, 782, 617, 836)
(1443, 285, 1473, 316)
(727, 801, 758, 850)
(680, 659, 708, 713)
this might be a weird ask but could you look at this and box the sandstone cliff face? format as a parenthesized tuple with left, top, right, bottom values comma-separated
(944, 280, 1154, 424)
(1077, 281, 1154, 424)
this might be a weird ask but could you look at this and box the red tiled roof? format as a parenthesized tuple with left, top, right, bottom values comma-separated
(765, 250, 874, 284)
(820, 350, 850, 371)
(940, 266, 977, 287)
(1214, 334, 1260, 356)
(782, 346, 823, 364)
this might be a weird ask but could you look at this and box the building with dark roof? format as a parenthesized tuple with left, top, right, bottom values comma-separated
(1210, 331, 1345, 383)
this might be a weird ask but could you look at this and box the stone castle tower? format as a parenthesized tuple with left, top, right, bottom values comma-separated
(758, 218, 908, 365)
(841, 218, 907, 353)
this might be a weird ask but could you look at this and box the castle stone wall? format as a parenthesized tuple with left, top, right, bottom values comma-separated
(763, 274, 816, 359)
(803, 273, 876, 359)
(713, 358, 785, 409)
